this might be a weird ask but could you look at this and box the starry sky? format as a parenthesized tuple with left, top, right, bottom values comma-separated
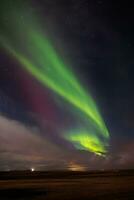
(0, 0, 134, 171)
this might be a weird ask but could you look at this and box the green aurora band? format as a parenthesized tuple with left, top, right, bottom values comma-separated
(0, 1, 109, 155)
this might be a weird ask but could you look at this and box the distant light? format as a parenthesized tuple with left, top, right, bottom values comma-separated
(31, 168, 35, 172)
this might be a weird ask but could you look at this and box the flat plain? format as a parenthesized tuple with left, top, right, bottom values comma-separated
(0, 170, 134, 200)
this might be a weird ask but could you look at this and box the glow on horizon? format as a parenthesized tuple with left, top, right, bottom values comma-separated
(68, 162, 87, 171)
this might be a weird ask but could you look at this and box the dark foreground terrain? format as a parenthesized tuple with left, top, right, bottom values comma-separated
(0, 170, 134, 200)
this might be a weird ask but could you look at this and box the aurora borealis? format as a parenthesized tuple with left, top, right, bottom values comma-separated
(0, 0, 134, 170)
(0, 0, 109, 156)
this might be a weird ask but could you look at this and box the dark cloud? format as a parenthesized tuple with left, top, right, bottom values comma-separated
(0, 115, 133, 171)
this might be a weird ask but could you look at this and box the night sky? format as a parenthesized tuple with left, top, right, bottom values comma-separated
(0, 0, 134, 171)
